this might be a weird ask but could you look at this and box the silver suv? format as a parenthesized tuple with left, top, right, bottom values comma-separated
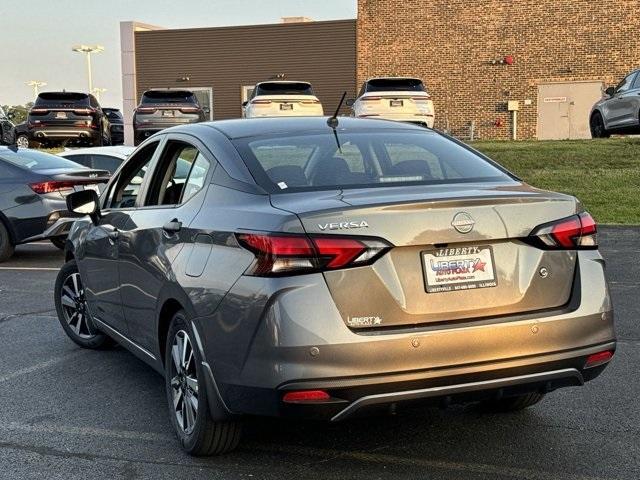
(590, 69, 640, 137)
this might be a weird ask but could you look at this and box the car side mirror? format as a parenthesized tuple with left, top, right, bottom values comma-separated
(242, 101, 248, 107)
(345, 99, 355, 107)
(605, 86, 616, 96)
(66, 189, 100, 224)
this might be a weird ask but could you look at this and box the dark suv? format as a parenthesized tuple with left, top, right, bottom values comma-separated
(27, 92, 111, 147)
(0, 107, 16, 145)
(133, 90, 206, 145)
(102, 108, 124, 145)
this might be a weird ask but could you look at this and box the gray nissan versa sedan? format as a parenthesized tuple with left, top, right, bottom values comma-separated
(55, 117, 616, 455)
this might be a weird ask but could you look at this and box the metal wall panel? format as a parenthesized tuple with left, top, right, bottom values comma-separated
(135, 20, 356, 120)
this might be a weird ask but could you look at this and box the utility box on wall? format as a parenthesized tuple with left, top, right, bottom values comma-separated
(507, 100, 520, 111)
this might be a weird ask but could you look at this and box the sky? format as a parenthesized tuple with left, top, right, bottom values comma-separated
(1, 0, 357, 109)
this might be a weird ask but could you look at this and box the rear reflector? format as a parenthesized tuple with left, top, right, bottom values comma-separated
(236, 233, 392, 276)
(584, 350, 614, 368)
(527, 212, 598, 250)
(282, 390, 330, 403)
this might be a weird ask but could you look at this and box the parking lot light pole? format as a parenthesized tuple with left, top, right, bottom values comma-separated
(92, 87, 107, 102)
(26, 80, 47, 98)
(72, 45, 104, 93)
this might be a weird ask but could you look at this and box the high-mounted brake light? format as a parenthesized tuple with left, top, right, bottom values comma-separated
(527, 212, 598, 250)
(236, 233, 392, 276)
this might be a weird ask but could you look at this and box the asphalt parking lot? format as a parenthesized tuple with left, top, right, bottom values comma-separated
(0, 227, 638, 480)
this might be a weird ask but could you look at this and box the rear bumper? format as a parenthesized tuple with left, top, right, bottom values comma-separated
(358, 113, 435, 127)
(30, 127, 98, 141)
(21, 212, 81, 243)
(196, 250, 615, 420)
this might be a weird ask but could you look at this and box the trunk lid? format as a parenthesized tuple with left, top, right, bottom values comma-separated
(271, 182, 578, 329)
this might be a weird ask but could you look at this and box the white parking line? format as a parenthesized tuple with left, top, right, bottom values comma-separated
(0, 421, 171, 443)
(0, 350, 86, 384)
(0, 267, 60, 271)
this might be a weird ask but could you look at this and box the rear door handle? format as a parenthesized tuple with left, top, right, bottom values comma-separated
(163, 219, 182, 234)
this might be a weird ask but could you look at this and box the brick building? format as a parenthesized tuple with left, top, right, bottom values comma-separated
(123, 2, 640, 141)
(357, 0, 640, 140)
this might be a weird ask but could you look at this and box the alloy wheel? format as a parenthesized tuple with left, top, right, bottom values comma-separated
(590, 114, 605, 137)
(60, 273, 95, 338)
(170, 330, 199, 434)
(16, 135, 29, 148)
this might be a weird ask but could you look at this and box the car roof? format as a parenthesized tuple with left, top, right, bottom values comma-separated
(255, 80, 312, 86)
(58, 145, 135, 159)
(170, 116, 429, 140)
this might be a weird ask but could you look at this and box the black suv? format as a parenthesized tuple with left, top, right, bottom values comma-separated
(27, 92, 111, 147)
(133, 90, 206, 145)
(0, 107, 15, 145)
(103, 108, 124, 145)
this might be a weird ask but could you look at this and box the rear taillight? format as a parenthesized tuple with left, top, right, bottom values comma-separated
(73, 108, 94, 115)
(360, 96, 382, 101)
(135, 107, 156, 114)
(527, 212, 598, 250)
(236, 233, 392, 276)
(251, 99, 272, 105)
(29, 108, 49, 115)
(179, 107, 201, 113)
(411, 96, 431, 102)
(29, 181, 76, 194)
(301, 99, 321, 104)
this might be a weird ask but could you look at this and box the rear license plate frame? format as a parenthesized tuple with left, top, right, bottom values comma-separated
(280, 103, 293, 111)
(421, 245, 497, 293)
(390, 100, 404, 107)
(55, 111, 68, 119)
(162, 110, 175, 117)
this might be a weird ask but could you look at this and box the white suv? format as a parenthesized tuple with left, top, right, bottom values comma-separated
(350, 77, 434, 128)
(242, 81, 324, 118)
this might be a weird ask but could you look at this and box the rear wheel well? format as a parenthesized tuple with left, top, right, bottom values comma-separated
(158, 298, 184, 366)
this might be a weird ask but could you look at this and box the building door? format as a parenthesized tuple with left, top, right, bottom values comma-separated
(157, 87, 214, 120)
(537, 82, 603, 139)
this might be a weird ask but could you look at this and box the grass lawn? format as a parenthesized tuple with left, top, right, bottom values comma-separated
(471, 138, 640, 225)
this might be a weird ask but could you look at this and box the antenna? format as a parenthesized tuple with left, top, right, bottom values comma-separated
(327, 91, 347, 128)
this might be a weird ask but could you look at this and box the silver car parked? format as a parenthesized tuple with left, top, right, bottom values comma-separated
(590, 68, 640, 137)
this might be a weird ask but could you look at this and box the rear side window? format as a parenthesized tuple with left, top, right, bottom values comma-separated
(91, 155, 122, 173)
(233, 131, 512, 193)
(35, 92, 89, 106)
(141, 90, 197, 105)
(255, 82, 314, 96)
(62, 154, 92, 168)
(365, 79, 426, 93)
(0, 149, 88, 171)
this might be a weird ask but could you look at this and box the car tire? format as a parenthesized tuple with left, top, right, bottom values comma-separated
(0, 221, 15, 262)
(16, 134, 30, 149)
(590, 111, 610, 138)
(165, 311, 242, 456)
(481, 392, 545, 412)
(50, 237, 66, 250)
(54, 260, 113, 349)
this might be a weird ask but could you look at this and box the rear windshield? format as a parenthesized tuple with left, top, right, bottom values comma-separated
(141, 91, 197, 104)
(0, 149, 88, 171)
(35, 92, 89, 106)
(255, 82, 314, 96)
(365, 79, 426, 93)
(233, 130, 513, 193)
